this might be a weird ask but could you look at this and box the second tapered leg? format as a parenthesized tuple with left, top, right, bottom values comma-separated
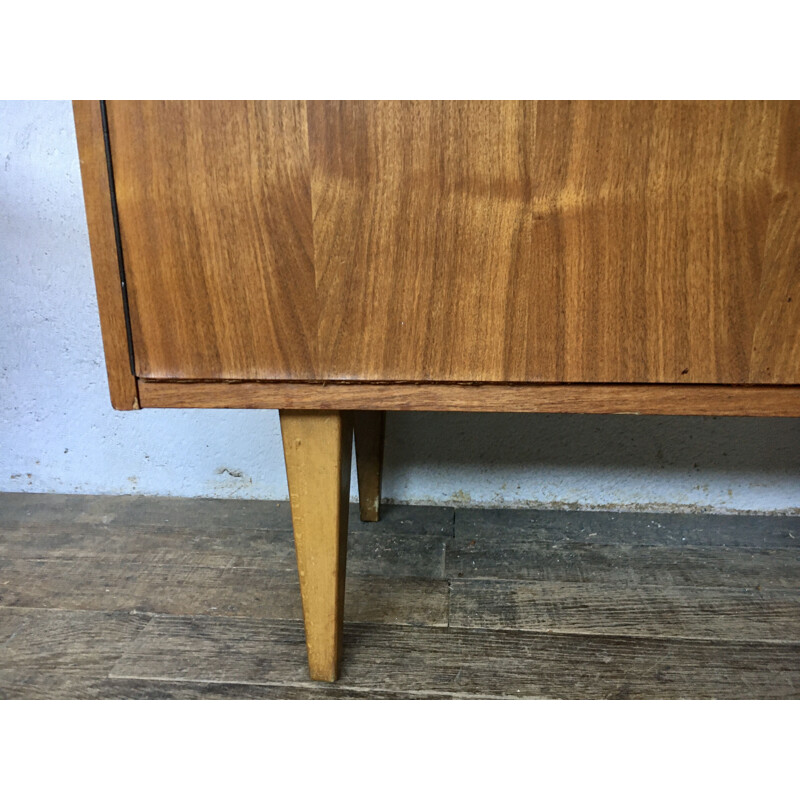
(279, 409, 353, 682)
(354, 410, 386, 522)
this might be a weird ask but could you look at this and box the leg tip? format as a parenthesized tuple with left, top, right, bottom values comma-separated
(309, 665, 339, 682)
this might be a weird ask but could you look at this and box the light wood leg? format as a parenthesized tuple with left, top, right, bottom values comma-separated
(279, 409, 353, 682)
(354, 410, 386, 522)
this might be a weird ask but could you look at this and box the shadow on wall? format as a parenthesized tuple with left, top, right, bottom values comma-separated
(385, 412, 800, 470)
(381, 412, 800, 512)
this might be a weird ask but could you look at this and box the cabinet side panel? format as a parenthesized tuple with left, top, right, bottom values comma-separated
(72, 101, 139, 410)
(107, 101, 317, 380)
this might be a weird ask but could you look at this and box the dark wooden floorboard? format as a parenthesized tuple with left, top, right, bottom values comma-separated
(0, 559, 448, 626)
(0, 608, 150, 700)
(0, 525, 447, 578)
(449, 580, 800, 643)
(109, 616, 800, 699)
(1, 674, 453, 700)
(86, 680, 458, 700)
(456, 507, 800, 549)
(1, 493, 798, 699)
(0, 523, 292, 567)
(0, 493, 294, 532)
(0, 493, 454, 537)
(446, 539, 800, 588)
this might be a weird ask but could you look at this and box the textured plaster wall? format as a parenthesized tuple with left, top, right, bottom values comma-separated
(1, 100, 798, 514)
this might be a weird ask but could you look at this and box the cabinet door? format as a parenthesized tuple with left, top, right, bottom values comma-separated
(107, 101, 318, 380)
(309, 101, 800, 384)
(105, 101, 800, 384)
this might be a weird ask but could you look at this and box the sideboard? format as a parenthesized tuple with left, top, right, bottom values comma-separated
(74, 101, 800, 681)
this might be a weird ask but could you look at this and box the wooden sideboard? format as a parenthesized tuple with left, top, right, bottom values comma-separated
(74, 101, 800, 681)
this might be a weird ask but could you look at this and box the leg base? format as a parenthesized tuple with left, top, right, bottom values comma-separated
(280, 409, 353, 682)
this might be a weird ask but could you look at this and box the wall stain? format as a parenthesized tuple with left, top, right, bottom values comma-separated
(216, 467, 245, 479)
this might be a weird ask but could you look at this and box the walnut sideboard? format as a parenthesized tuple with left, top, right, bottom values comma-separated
(74, 101, 800, 681)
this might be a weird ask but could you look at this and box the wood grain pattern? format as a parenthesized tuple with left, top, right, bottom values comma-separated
(445, 539, 800, 588)
(449, 580, 800, 643)
(280, 410, 353, 680)
(0, 558, 447, 627)
(109, 616, 800, 699)
(0, 524, 449, 580)
(105, 101, 317, 380)
(0, 671, 451, 700)
(137, 379, 800, 416)
(0, 608, 149, 699)
(0, 492, 454, 539)
(749, 103, 800, 383)
(80, 101, 800, 390)
(308, 101, 798, 384)
(72, 101, 139, 409)
(3, 494, 799, 698)
(455, 507, 800, 549)
(354, 410, 386, 521)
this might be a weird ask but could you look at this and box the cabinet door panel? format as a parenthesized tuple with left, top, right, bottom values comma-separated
(748, 102, 800, 384)
(108, 100, 317, 379)
(309, 101, 797, 384)
(104, 101, 799, 385)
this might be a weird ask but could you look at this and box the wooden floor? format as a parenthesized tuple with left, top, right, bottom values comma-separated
(1, 493, 799, 699)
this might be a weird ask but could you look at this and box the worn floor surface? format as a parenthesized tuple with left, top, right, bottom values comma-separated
(1, 493, 799, 699)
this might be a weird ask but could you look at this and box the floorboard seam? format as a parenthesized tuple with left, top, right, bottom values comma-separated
(442, 575, 800, 589)
(104, 674, 501, 699)
(439, 621, 800, 647)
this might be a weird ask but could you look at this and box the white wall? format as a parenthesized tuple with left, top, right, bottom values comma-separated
(1, 100, 798, 514)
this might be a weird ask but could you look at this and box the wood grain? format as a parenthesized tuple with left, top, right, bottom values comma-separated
(449, 580, 800, 643)
(3, 494, 799, 698)
(308, 101, 798, 384)
(750, 103, 800, 383)
(72, 101, 139, 409)
(445, 539, 800, 588)
(0, 608, 149, 699)
(108, 616, 800, 699)
(0, 673, 452, 700)
(0, 492, 453, 538)
(0, 558, 448, 627)
(137, 379, 800, 416)
(454, 507, 800, 549)
(0, 523, 449, 579)
(105, 101, 317, 380)
(280, 410, 353, 680)
(354, 410, 386, 521)
(84, 101, 800, 389)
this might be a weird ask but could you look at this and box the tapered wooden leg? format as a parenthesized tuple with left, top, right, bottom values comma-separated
(353, 411, 386, 522)
(279, 409, 353, 682)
